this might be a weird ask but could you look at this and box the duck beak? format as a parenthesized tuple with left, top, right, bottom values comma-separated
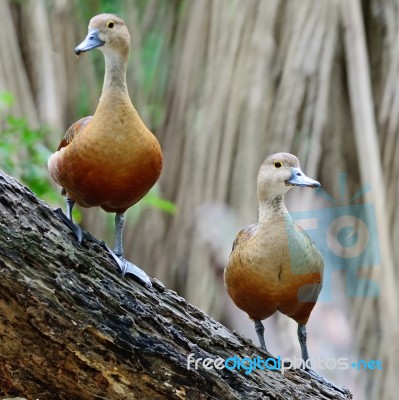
(285, 167, 321, 188)
(75, 29, 105, 55)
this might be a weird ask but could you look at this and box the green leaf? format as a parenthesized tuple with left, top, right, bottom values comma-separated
(141, 194, 176, 214)
(0, 91, 14, 108)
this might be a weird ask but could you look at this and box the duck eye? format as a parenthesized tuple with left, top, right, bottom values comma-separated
(274, 161, 282, 168)
(107, 21, 115, 29)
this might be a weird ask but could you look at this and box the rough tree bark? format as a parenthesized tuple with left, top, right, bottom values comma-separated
(0, 171, 352, 399)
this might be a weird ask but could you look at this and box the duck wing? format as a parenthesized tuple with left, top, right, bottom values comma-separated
(231, 223, 258, 251)
(56, 116, 92, 196)
(57, 116, 93, 150)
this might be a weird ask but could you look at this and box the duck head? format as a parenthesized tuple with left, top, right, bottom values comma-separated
(257, 152, 321, 200)
(75, 14, 130, 58)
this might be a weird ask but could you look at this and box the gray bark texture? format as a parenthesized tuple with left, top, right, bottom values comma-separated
(0, 171, 352, 400)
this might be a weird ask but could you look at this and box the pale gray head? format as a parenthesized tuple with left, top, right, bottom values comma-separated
(257, 152, 321, 201)
(75, 14, 130, 58)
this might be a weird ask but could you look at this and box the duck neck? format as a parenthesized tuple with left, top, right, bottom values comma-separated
(258, 194, 288, 222)
(102, 52, 129, 94)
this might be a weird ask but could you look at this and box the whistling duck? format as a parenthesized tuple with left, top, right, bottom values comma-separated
(48, 14, 162, 286)
(224, 153, 323, 367)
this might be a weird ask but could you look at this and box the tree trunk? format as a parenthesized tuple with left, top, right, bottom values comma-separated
(0, 171, 351, 399)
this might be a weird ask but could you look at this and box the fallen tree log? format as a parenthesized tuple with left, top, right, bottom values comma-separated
(0, 171, 352, 399)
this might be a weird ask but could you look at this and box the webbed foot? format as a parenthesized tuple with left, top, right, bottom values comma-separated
(100, 242, 152, 287)
(303, 367, 343, 392)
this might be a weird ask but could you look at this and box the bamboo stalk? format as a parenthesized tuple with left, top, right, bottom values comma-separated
(341, 0, 398, 398)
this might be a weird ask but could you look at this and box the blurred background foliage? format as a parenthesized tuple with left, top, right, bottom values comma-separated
(0, 91, 57, 203)
(0, 0, 398, 399)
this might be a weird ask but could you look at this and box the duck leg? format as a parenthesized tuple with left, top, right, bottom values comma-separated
(298, 324, 341, 389)
(298, 324, 317, 375)
(254, 320, 267, 350)
(114, 212, 125, 259)
(54, 196, 84, 243)
(298, 324, 329, 380)
(106, 212, 152, 287)
(298, 324, 310, 365)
